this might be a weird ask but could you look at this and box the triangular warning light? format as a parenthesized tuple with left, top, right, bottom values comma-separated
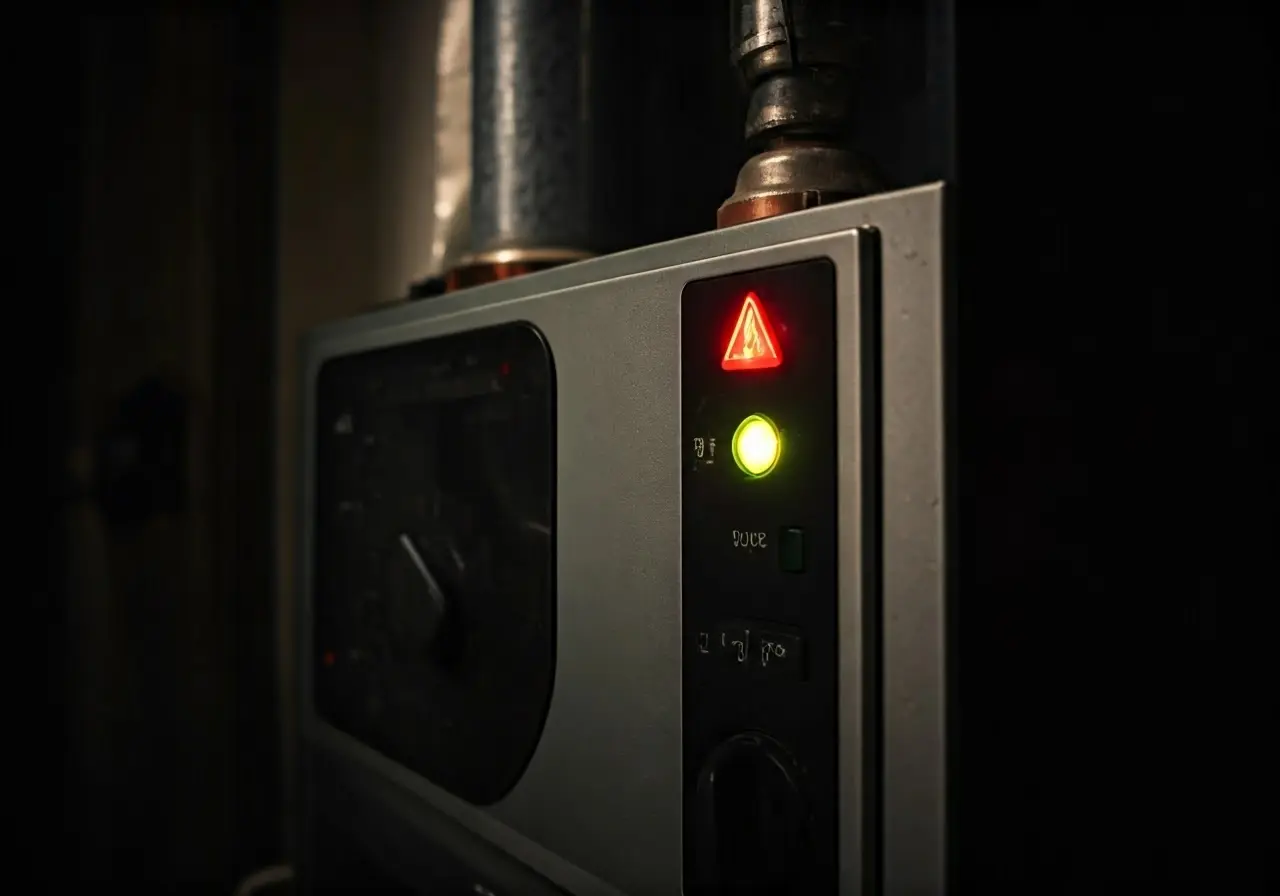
(721, 292, 783, 372)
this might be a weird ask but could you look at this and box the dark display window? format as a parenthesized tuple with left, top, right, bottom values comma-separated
(312, 323, 556, 806)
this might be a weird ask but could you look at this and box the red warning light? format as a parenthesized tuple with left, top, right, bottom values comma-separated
(721, 292, 783, 372)
(322, 650, 336, 667)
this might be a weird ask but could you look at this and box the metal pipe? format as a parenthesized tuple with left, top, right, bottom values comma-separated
(731, 0, 858, 144)
(719, 0, 876, 228)
(468, 0, 596, 266)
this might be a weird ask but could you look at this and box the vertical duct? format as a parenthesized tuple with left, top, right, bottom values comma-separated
(434, 0, 743, 291)
(460, 0, 596, 285)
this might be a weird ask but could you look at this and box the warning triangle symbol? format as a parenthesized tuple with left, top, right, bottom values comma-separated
(721, 292, 783, 371)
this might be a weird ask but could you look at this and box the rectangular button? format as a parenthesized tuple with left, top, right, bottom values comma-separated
(712, 622, 752, 668)
(753, 630, 805, 681)
(778, 527, 805, 572)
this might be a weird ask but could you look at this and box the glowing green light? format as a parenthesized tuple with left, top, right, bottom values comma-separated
(732, 414, 781, 477)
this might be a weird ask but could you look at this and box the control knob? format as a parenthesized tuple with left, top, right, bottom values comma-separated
(691, 731, 811, 893)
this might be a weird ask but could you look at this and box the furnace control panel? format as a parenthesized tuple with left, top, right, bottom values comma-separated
(681, 258, 839, 893)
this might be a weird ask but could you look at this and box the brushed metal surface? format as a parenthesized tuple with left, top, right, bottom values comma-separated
(299, 183, 948, 895)
(876, 184, 947, 896)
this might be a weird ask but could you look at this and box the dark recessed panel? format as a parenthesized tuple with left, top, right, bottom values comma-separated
(680, 259, 841, 894)
(313, 323, 556, 806)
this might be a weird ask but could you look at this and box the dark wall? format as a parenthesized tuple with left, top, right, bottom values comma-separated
(952, 6, 1271, 891)
(43, 6, 281, 890)
(37, 12, 86, 892)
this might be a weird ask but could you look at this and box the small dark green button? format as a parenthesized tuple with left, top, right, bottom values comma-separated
(779, 527, 805, 573)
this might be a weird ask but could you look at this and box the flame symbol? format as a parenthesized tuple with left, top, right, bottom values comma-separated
(741, 312, 761, 358)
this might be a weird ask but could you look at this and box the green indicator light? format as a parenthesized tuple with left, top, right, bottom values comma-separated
(732, 414, 782, 477)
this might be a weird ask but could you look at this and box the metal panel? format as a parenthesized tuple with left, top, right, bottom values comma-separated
(299, 183, 948, 895)
(877, 186, 947, 896)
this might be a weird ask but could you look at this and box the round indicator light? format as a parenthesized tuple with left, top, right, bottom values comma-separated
(732, 414, 781, 477)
